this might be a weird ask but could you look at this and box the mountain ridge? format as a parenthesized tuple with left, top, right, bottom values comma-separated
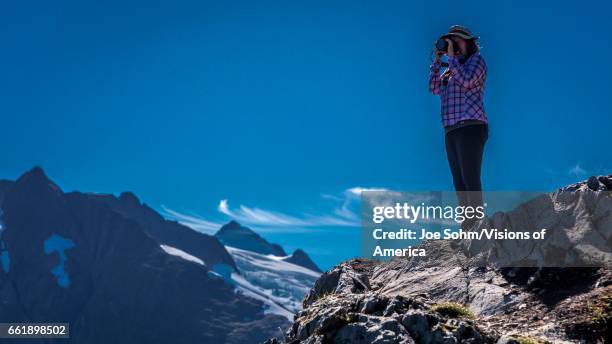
(89, 190, 238, 271)
(215, 220, 287, 256)
(214, 220, 322, 272)
(0, 167, 288, 343)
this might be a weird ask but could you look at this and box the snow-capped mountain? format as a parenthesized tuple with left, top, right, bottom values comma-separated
(96, 182, 323, 321)
(158, 241, 320, 321)
(225, 246, 321, 320)
(0, 167, 324, 343)
(154, 239, 321, 321)
(209, 221, 322, 319)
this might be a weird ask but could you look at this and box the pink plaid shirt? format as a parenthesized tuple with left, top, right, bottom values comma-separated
(429, 53, 488, 127)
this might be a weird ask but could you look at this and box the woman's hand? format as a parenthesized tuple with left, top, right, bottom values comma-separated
(445, 38, 454, 57)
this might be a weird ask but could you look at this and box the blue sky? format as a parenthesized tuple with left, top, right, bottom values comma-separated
(1, 1, 610, 269)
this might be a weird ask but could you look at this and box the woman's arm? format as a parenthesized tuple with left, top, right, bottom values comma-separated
(429, 61, 443, 95)
(448, 54, 486, 89)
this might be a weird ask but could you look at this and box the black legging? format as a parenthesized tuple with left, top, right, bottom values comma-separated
(445, 124, 488, 208)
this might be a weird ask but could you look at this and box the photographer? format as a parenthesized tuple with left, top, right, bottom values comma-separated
(429, 25, 488, 213)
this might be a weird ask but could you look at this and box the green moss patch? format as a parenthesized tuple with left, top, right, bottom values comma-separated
(590, 291, 612, 326)
(431, 302, 474, 319)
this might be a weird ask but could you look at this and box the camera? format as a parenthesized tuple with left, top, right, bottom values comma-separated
(435, 37, 449, 52)
(435, 35, 460, 54)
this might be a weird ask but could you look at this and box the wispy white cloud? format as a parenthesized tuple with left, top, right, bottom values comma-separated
(161, 206, 222, 234)
(217, 199, 357, 227)
(163, 186, 389, 233)
(345, 187, 388, 196)
(569, 164, 588, 177)
(334, 186, 390, 221)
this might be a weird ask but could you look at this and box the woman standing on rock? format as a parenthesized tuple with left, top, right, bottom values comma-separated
(429, 25, 488, 212)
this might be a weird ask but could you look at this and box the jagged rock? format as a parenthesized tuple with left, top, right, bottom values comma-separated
(303, 259, 377, 308)
(562, 174, 612, 192)
(333, 315, 414, 343)
(283, 292, 489, 344)
(359, 295, 389, 314)
(401, 311, 432, 341)
(268, 176, 612, 344)
(587, 176, 602, 191)
(599, 175, 612, 190)
(303, 267, 342, 307)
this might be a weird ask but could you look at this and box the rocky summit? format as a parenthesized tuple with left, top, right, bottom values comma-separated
(266, 176, 612, 344)
(216, 220, 288, 256)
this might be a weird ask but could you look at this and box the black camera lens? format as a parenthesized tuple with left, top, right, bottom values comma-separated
(436, 38, 448, 52)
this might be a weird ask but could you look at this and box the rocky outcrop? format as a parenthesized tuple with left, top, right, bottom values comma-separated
(266, 259, 491, 343)
(303, 259, 376, 308)
(272, 261, 611, 343)
(268, 176, 612, 343)
(282, 292, 488, 344)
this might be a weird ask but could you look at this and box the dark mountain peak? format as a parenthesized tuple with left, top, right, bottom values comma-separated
(15, 166, 60, 192)
(218, 220, 244, 233)
(217, 220, 251, 236)
(25, 165, 45, 177)
(216, 221, 286, 256)
(4, 167, 63, 211)
(119, 191, 140, 205)
(216, 221, 255, 238)
(284, 249, 321, 272)
(216, 221, 265, 240)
